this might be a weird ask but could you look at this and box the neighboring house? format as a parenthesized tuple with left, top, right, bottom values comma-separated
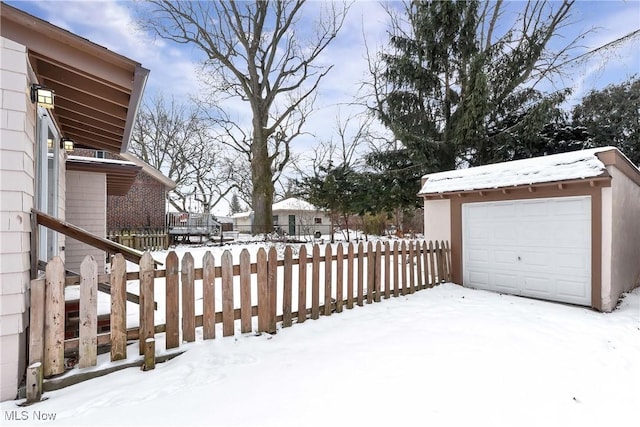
(0, 3, 149, 401)
(232, 197, 331, 238)
(419, 147, 640, 312)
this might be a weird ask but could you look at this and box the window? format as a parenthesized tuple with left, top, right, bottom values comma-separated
(96, 150, 106, 159)
(272, 215, 279, 225)
(36, 108, 60, 261)
(314, 217, 322, 224)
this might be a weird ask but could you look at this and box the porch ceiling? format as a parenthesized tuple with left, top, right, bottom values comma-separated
(0, 3, 149, 154)
(66, 157, 142, 196)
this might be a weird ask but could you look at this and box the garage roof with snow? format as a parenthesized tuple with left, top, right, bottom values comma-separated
(419, 147, 616, 196)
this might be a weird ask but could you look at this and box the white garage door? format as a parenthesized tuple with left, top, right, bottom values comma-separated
(462, 196, 591, 306)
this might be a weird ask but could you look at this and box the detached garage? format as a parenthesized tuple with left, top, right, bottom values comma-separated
(419, 147, 640, 312)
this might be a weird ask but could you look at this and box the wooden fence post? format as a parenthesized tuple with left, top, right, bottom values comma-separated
(311, 244, 320, 320)
(110, 254, 127, 361)
(240, 249, 252, 333)
(324, 244, 333, 316)
(143, 338, 155, 371)
(335, 243, 344, 313)
(222, 250, 235, 336)
(297, 245, 307, 323)
(139, 252, 155, 355)
(181, 252, 195, 343)
(257, 248, 269, 332)
(165, 251, 180, 349)
(25, 363, 42, 404)
(203, 251, 216, 340)
(28, 279, 45, 366)
(44, 256, 64, 377)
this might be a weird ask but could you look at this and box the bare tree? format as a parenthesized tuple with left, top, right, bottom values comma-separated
(141, 0, 349, 234)
(130, 94, 234, 214)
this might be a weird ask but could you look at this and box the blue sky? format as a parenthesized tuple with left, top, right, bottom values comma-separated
(8, 0, 638, 136)
(6, 0, 639, 212)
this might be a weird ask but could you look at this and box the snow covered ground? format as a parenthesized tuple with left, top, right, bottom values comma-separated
(2, 257, 639, 426)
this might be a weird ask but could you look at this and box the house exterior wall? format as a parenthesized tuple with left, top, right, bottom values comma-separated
(65, 171, 106, 273)
(0, 36, 35, 401)
(606, 166, 640, 311)
(423, 199, 451, 242)
(107, 171, 166, 231)
(273, 208, 331, 237)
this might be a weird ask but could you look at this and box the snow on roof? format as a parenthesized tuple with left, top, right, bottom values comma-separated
(272, 197, 320, 211)
(419, 147, 615, 195)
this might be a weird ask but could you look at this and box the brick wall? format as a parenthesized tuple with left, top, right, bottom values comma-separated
(107, 171, 167, 231)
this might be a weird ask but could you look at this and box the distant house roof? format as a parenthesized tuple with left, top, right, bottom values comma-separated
(231, 197, 323, 219)
(272, 197, 321, 211)
(419, 147, 617, 196)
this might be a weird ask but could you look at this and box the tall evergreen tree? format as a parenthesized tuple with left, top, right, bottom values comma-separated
(373, 0, 579, 180)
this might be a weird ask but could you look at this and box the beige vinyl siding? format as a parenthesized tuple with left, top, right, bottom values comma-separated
(0, 36, 35, 401)
(65, 170, 107, 273)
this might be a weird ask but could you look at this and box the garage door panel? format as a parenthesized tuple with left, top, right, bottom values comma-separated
(522, 276, 553, 295)
(462, 196, 591, 307)
(493, 273, 519, 291)
(556, 279, 589, 300)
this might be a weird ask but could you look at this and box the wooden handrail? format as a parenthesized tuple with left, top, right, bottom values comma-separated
(32, 209, 163, 267)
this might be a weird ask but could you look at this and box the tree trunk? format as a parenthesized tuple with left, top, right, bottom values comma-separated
(251, 127, 274, 235)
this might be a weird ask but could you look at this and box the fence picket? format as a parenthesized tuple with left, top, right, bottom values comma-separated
(400, 241, 407, 295)
(335, 243, 344, 313)
(429, 241, 436, 287)
(416, 241, 423, 290)
(408, 241, 415, 294)
(79, 256, 98, 368)
(203, 251, 215, 340)
(374, 241, 382, 302)
(298, 245, 307, 323)
(324, 245, 333, 315)
(139, 252, 155, 355)
(283, 246, 293, 328)
(165, 251, 180, 349)
(240, 249, 252, 333)
(347, 243, 354, 309)
(393, 241, 400, 297)
(357, 242, 364, 306)
(267, 247, 277, 334)
(28, 279, 45, 366)
(435, 241, 444, 284)
(110, 254, 127, 361)
(257, 248, 268, 332)
(311, 244, 320, 320)
(222, 250, 235, 337)
(384, 241, 391, 299)
(367, 242, 374, 304)
(445, 240, 452, 282)
(181, 252, 195, 343)
(422, 241, 429, 289)
(44, 256, 64, 377)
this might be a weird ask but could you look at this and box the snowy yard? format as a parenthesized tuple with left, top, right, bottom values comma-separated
(2, 269, 639, 426)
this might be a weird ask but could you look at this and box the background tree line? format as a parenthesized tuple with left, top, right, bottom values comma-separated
(130, 0, 639, 234)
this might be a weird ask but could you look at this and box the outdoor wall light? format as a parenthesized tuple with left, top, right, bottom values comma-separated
(61, 137, 74, 153)
(30, 84, 54, 109)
